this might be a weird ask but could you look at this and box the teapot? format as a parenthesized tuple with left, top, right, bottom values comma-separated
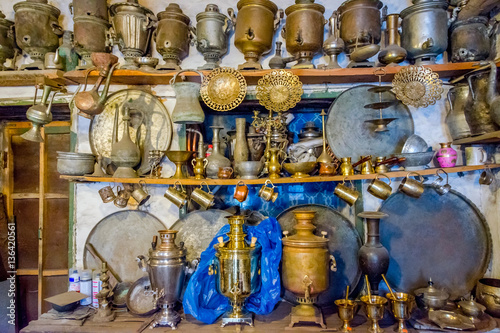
(488, 61, 500, 126)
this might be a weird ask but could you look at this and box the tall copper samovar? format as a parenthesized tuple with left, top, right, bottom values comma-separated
(282, 210, 336, 328)
(209, 215, 261, 327)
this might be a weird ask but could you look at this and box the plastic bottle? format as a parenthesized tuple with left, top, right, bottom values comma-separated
(68, 268, 80, 292)
(80, 269, 92, 305)
(92, 271, 102, 308)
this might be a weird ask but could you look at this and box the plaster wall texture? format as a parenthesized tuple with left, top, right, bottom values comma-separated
(0, 0, 498, 282)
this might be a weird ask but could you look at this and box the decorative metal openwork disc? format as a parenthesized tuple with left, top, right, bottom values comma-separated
(256, 70, 303, 112)
(391, 65, 444, 108)
(200, 67, 247, 111)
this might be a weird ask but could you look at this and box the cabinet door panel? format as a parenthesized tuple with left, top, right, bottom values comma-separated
(13, 199, 38, 270)
(11, 136, 39, 194)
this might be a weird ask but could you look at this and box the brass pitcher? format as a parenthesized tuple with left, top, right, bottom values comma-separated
(340, 157, 354, 176)
(446, 83, 472, 141)
(228, 0, 283, 70)
(267, 148, 281, 179)
(170, 70, 205, 124)
(360, 155, 374, 175)
(0, 11, 16, 71)
(191, 157, 208, 179)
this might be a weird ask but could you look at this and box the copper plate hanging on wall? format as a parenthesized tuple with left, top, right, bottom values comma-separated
(200, 67, 247, 111)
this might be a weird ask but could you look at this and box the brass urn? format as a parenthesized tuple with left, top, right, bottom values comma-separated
(155, 4, 191, 71)
(283, 0, 326, 69)
(282, 210, 336, 329)
(0, 11, 16, 70)
(229, 0, 283, 70)
(209, 215, 261, 327)
(14, 0, 63, 70)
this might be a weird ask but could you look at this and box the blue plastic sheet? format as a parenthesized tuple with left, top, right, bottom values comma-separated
(183, 217, 282, 324)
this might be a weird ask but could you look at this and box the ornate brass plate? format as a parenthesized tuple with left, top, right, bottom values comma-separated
(392, 65, 444, 108)
(256, 70, 303, 112)
(200, 67, 247, 111)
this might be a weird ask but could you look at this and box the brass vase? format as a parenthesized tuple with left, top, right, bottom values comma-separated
(282, 210, 336, 329)
(110, 106, 141, 178)
(378, 14, 406, 66)
(233, 118, 249, 164)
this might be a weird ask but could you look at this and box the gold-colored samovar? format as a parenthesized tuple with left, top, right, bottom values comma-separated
(282, 210, 336, 328)
(209, 215, 261, 327)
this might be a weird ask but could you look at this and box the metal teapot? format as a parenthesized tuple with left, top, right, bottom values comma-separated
(74, 53, 118, 119)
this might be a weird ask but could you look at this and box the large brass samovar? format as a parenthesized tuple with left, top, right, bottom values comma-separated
(209, 215, 261, 327)
(195, 4, 232, 70)
(229, 0, 283, 70)
(14, 0, 63, 70)
(110, 0, 156, 69)
(283, 0, 326, 69)
(0, 11, 16, 70)
(282, 210, 336, 329)
(155, 4, 191, 71)
(137, 230, 187, 329)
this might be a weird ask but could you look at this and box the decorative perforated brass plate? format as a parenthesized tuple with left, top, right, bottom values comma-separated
(200, 67, 247, 111)
(391, 65, 444, 108)
(256, 70, 303, 112)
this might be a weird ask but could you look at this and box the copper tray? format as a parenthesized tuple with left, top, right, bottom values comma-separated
(379, 186, 492, 300)
(277, 204, 362, 307)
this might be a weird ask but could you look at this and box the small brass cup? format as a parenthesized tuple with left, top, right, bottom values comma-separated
(368, 174, 392, 200)
(334, 177, 359, 206)
(386, 292, 415, 333)
(191, 181, 215, 210)
(131, 181, 150, 206)
(335, 299, 357, 332)
(361, 295, 388, 333)
(399, 171, 425, 198)
(98, 185, 115, 203)
(114, 185, 131, 208)
(258, 179, 278, 202)
(164, 181, 188, 209)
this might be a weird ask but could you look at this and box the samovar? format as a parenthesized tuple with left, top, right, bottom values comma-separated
(137, 230, 187, 329)
(73, 15, 111, 70)
(282, 210, 336, 329)
(109, 0, 156, 69)
(14, 0, 63, 70)
(0, 11, 16, 70)
(450, 16, 490, 63)
(69, 0, 108, 21)
(283, 0, 326, 69)
(209, 215, 261, 327)
(228, 0, 283, 70)
(194, 4, 232, 70)
(155, 4, 191, 71)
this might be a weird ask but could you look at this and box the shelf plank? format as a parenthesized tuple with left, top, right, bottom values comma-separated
(60, 164, 499, 185)
(453, 131, 500, 145)
(0, 69, 75, 87)
(63, 61, 497, 86)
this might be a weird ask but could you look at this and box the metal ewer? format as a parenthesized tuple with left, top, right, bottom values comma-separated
(322, 11, 345, 69)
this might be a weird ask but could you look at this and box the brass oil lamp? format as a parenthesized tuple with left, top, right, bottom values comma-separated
(282, 210, 336, 329)
(209, 215, 261, 327)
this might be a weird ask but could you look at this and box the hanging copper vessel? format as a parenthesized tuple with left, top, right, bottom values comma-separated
(14, 0, 63, 70)
(0, 11, 16, 70)
(283, 0, 326, 69)
(228, 0, 283, 70)
(209, 215, 261, 327)
(282, 210, 336, 329)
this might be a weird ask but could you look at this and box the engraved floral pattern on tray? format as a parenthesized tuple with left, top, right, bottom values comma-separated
(256, 70, 303, 112)
(200, 67, 247, 112)
(391, 66, 444, 108)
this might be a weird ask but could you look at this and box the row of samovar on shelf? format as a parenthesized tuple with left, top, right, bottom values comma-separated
(0, 0, 494, 71)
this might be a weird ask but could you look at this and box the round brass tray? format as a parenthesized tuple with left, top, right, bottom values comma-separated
(200, 67, 247, 111)
(256, 69, 303, 112)
(391, 65, 444, 108)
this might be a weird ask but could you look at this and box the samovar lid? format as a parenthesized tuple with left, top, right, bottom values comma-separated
(450, 15, 489, 31)
(282, 210, 329, 247)
(298, 121, 322, 140)
(338, 0, 383, 14)
(13, 0, 61, 17)
(157, 3, 190, 24)
(400, 0, 447, 18)
(196, 4, 227, 22)
(285, 0, 325, 16)
(110, 0, 154, 18)
(237, 0, 278, 14)
(149, 230, 186, 259)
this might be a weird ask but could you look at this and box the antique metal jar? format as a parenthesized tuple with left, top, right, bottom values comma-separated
(338, 0, 383, 54)
(283, 0, 326, 69)
(0, 11, 15, 70)
(195, 4, 232, 70)
(73, 15, 111, 69)
(69, 0, 108, 20)
(14, 0, 63, 70)
(465, 70, 499, 135)
(210, 215, 261, 327)
(400, 0, 449, 65)
(138, 230, 187, 329)
(229, 0, 282, 70)
(450, 16, 490, 63)
(445, 84, 471, 141)
(110, 0, 156, 69)
(155, 4, 191, 71)
(282, 210, 336, 328)
(378, 13, 407, 65)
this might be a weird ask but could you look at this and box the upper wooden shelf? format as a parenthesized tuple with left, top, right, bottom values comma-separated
(63, 61, 493, 86)
(0, 69, 76, 87)
(453, 131, 500, 145)
(60, 164, 497, 186)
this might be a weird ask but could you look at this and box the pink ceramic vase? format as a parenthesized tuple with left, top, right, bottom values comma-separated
(436, 142, 457, 167)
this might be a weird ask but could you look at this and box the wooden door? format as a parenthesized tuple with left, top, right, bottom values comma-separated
(3, 121, 71, 330)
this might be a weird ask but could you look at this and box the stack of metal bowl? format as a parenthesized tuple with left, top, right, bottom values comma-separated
(57, 151, 95, 176)
(393, 134, 435, 170)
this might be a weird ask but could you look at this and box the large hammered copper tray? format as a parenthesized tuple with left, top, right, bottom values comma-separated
(83, 210, 165, 283)
(277, 204, 362, 307)
(379, 186, 491, 300)
(89, 89, 173, 175)
(326, 85, 414, 159)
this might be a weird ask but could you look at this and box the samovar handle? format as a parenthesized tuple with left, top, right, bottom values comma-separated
(227, 8, 236, 27)
(274, 9, 284, 32)
(208, 263, 217, 276)
(136, 255, 147, 272)
(330, 254, 337, 272)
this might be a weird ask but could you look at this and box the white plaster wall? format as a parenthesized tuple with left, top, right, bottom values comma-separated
(0, 0, 499, 279)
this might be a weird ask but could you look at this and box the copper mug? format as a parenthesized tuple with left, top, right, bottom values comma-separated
(191, 181, 215, 210)
(367, 174, 392, 200)
(334, 177, 359, 206)
(218, 166, 234, 179)
(233, 181, 249, 203)
(114, 185, 131, 208)
(258, 179, 278, 202)
(479, 167, 494, 186)
(131, 181, 150, 206)
(399, 172, 425, 198)
(319, 162, 336, 176)
(164, 181, 188, 208)
(98, 185, 115, 203)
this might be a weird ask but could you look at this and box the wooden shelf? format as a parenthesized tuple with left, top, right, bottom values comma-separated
(62, 61, 495, 86)
(453, 131, 500, 145)
(60, 164, 498, 185)
(0, 69, 76, 87)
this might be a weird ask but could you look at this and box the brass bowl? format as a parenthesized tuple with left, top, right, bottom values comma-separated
(283, 162, 317, 178)
(165, 150, 194, 163)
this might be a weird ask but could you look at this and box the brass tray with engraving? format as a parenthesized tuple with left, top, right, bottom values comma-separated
(256, 69, 303, 112)
(200, 67, 247, 111)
